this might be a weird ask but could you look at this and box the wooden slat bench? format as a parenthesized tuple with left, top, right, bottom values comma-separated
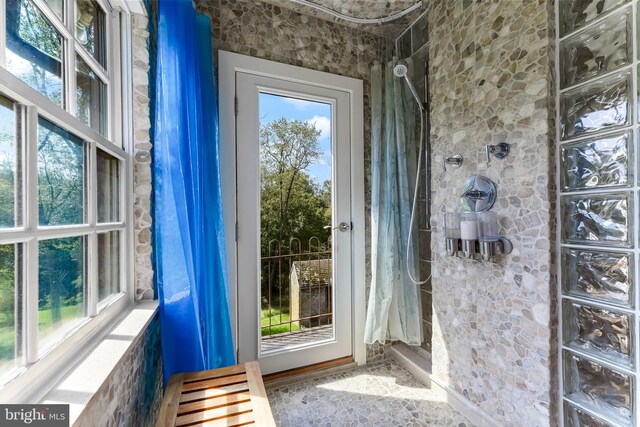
(156, 361, 276, 427)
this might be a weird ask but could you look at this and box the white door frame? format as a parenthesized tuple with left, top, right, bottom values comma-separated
(218, 50, 366, 367)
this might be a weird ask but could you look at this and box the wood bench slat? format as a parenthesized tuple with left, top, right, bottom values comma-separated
(179, 382, 251, 404)
(182, 364, 249, 383)
(197, 411, 256, 427)
(175, 401, 254, 426)
(178, 391, 252, 414)
(180, 373, 248, 392)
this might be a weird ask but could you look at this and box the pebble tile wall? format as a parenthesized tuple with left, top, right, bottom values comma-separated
(74, 314, 162, 427)
(254, 0, 424, 38)
(427, 0, 556, 425)
(194, 0, 393, 363)
(132, 9, 155, 300)
(556, 0, 640, 425)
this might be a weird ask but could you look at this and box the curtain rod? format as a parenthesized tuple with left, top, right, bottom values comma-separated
(287, 0, 423, 25)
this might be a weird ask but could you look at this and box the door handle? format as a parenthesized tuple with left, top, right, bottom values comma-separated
(324, 222, 352, 232)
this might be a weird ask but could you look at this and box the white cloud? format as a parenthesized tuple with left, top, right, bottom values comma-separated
(283, 97, 314, 110)
(306, 115, 331, 140)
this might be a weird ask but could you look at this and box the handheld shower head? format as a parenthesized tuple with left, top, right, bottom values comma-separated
(393, 63, 425, 111)
(393, 63, 408, 78)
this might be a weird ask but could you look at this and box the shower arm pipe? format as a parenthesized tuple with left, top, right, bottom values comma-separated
(288, 0, 423, 24)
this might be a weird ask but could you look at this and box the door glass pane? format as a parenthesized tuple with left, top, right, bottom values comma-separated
(5, 0, 64, 106)
(0, 244, 22, 379)
(98, 231, 119, 304)
(38, 236, 86, 352)
(76, 0, 106, 69)
(97, 150, 119, 223)
(0, 96, 22, 229)
(76, 55, 107, 136)
(38, 118, 85, 226)
(258, 93, 333, 353)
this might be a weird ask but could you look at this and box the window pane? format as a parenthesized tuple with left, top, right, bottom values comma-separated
(98, 231, 119, 303)
(0, 244, 21, 379)
(0, 96, 21, 228)
(42, 0, 62, 19)
(97, 150, 119, 223)
(38, 118, 85, 226)
(5, 0, 64, 106)
(76, 0, 106, 69)
(38, 237, 86, 351)
(76, 55, 107, 135)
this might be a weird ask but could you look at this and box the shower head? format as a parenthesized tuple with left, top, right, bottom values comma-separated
(393, 63, 408, 78)
(393, 63, 425, 112)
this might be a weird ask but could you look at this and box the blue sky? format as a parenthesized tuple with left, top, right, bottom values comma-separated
(259, 93, 332, 185)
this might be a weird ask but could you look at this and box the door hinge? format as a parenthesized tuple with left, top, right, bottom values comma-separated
(234, 96, 238, 116)
(235, 222, 239, 241)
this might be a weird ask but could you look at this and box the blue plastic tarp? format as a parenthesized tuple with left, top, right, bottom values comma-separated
(153, 0, 235, 385)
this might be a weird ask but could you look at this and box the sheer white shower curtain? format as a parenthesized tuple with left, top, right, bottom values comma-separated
(364, 59, 422, 345)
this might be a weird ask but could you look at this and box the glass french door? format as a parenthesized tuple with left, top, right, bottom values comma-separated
(235, 71, 353, 374)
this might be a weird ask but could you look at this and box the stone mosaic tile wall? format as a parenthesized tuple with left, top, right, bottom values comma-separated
(256, 0, 425, 38)
(74, 314, 163, 427)
(427, 1, 554, 425)
(194, 0, 391, 363)
(132, 12, 155, 299)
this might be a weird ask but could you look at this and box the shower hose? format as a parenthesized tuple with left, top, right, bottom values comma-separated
(406, 109, 432, 286)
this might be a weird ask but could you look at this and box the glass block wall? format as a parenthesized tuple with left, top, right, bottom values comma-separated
(557, 0, 639, 425)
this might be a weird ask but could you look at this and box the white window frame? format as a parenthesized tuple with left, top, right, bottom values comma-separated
(0, 0, 135, 403)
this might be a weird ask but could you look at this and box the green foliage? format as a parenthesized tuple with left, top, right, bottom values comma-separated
(0, 245, 15, 328)
(0, 163, 15, 228)
(259, 118, 331, 253)
(38, 237, 83, 325)
(11, 0, 63, 105)
(0, 245, 15, 367)
(38, 125, 84, 226)
(0, 99, 16, 228)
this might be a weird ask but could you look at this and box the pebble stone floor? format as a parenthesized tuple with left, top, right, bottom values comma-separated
(266, 359, 474, 426)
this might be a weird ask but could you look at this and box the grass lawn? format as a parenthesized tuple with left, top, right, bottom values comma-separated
(38, 304, 84, 345)
(0, 304, 83, 361)
(0, 304, 83, 374)
(261, 306, 301, 336)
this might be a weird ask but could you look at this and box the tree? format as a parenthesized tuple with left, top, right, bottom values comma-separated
(37, 125, 84, 226)
(259, 118, 328, 252)
(12, 0, 64, 105)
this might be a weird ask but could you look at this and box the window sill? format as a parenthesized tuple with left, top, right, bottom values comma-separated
(40, 300, 159, 425)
